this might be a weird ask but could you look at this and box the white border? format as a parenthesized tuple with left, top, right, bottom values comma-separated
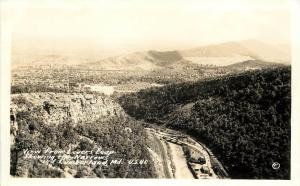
(290, 0, 300, 184)
(1, 0, 300, 186)
(0, 0, 11, 185)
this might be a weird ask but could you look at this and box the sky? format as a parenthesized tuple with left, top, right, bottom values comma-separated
(5, 0, 292, 56)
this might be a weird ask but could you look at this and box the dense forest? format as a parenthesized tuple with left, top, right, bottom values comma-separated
(118, 66, 291, 179)
(11, 84, 69, 94)
(10, 98, 156, 178)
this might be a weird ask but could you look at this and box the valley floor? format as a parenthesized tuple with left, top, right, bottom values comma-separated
(168, 143, 194, 178)
(146, 127, 227, 179)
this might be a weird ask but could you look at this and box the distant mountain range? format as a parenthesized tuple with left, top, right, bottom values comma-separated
(180, 39, 290, 63)
(88, 50, 189, 70)
(13, 40, 290, 70)
(87, 40, 290, 70)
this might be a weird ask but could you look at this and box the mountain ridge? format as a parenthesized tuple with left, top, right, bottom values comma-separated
(180, 39, 290, 63)
(86, 40, 289, 70)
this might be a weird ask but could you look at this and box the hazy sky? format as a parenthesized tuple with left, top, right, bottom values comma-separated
(7, 0, 291, 55)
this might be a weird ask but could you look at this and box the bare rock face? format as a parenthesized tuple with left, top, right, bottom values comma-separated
(10, 93, 125, 127)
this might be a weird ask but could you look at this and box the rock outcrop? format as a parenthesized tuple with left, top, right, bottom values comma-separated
(10, 92, 157, 178)
(11, 92, 125, 128)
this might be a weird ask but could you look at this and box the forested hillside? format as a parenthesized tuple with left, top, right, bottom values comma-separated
(10, 93, 156, 178)
(147, 50, 183, 66)
(118, 66, 291, 179)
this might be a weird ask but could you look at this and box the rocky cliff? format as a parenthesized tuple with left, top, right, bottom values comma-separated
(10, 92, 156, 178)
(11, 92, 125, 128)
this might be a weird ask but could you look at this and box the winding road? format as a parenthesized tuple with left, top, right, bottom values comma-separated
(146, 127, 228, 179)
